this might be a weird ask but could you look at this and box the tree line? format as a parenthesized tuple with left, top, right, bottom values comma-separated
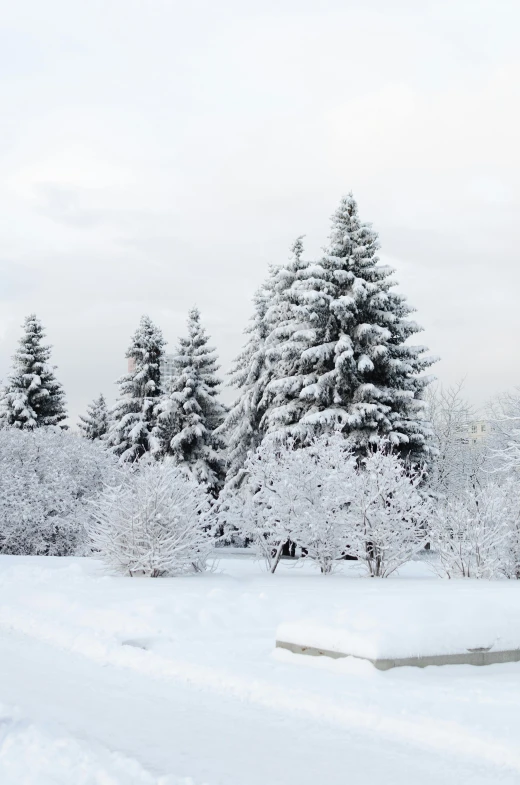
(3, 192, 519, 580)
(0, 193, 435, 499)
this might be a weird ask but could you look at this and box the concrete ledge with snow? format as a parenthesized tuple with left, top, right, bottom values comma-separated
(275, 591, 520, 670)
(275, 639, 520, 669)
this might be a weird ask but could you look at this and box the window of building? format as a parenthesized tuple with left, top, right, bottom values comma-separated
(471, 425, 477, 433)
(481, 424, 486, 432)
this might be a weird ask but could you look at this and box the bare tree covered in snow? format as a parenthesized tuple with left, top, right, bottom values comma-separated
(426, 382, 487, 496)
(487, 388, 520, 474)
(498, 483, 520, 580)
(347, 444, 431, 577)
(221, 438, 311, 573)
(89, 460, 212, 577)
(223, 435, 429, 576)
(430, 482, 513, 579)
(0, 428, 117, 556)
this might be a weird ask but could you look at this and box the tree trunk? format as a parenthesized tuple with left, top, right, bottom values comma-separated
(270, 541, 285, 574)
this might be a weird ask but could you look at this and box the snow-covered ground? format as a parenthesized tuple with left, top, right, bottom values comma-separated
(0, 554, 519, 784)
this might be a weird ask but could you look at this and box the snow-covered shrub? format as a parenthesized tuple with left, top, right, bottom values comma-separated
(224, 436, 431, 576)
(290, 437, 359, 573)
(89, 460, 212, 577)
(430, 482, 512, 579)
(221, 439, 305, 573)
(0, 428, 117, 555)
(222, 435, 357, 573)
(347, 445, 431, 577)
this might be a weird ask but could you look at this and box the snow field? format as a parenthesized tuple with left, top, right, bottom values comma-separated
(1, 555, 520, 782)
(0, 705, 194, 785)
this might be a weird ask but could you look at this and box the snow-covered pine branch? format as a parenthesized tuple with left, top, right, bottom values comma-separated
(88, 460, 212, 577)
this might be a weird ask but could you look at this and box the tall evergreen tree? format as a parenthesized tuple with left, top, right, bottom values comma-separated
(2, 314, 67, 429)
(155, 307, 226, 496)
(219, 238, 311, 487)
(78, 393, 110, 441)
(108, 315, 165, 463)
(219, 263, 282, 487)
(261, 194, 435, 459)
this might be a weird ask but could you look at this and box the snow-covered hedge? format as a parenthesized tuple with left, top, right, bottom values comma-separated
(0, 428, 118, 556)
(89, 460, 212, 577)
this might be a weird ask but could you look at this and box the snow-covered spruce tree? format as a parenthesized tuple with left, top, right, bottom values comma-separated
(108, 315, 165, 463)
(154, 307, 226, 496)
(219, 261, 285, 488)
(221, 239, 313, 496)
(261, 236, 329, 445)
(262, 194, 435, 460)
(78, 393, 110, 441)
(89, 460, 212, 577)
(2, 314, 67, 429)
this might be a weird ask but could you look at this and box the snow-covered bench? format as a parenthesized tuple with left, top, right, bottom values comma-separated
(275, 590, 520, 670)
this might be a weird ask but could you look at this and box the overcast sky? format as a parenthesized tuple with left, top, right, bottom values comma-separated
(0, 0, 518, 423)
